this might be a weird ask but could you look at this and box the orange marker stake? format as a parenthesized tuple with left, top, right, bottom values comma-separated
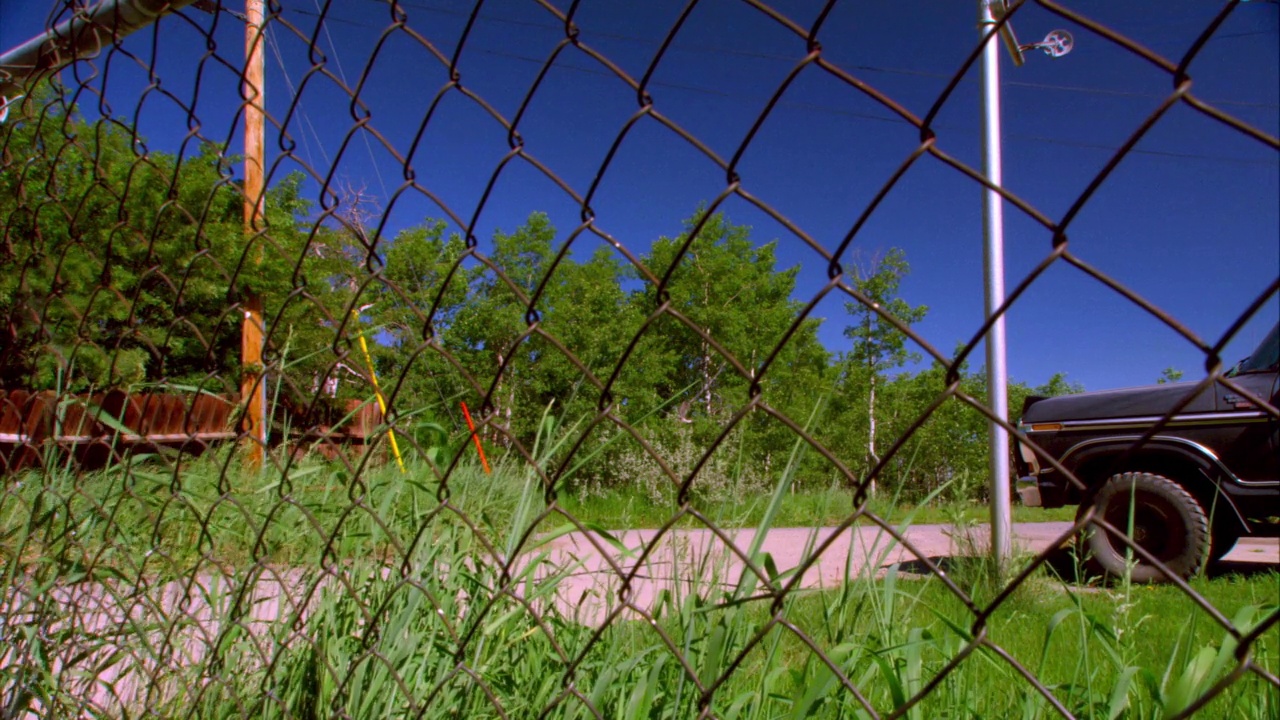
(460, 401, 491, 474)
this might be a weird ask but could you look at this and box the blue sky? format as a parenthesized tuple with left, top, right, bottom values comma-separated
(3, 0, 1277, 392)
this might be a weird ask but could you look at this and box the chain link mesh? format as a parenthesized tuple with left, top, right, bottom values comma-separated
(1, 1, 1276, 718)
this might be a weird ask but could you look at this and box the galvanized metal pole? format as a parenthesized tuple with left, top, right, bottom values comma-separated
(0, 0, 198, 99)
(980, 0, 1013, 567)
(241, 0, 267, 464)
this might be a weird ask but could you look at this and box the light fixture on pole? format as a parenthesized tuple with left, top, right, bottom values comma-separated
(979, 0, 1072, 570)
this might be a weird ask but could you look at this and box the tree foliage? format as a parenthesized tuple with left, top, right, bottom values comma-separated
(0, 88, 352, 392)
(2, 94, 1089, 502)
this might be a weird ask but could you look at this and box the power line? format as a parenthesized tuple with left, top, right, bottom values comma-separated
(279, 6, 1277, 168)
(310, 0, 391, 203)
(1213, 30, 1278, 40)
(1004, 80, 1279, 110)
(1014, 134, 1279, 167)
(458, 47, 1280, 168)
(345, 0, 1279, 111)
(265, 27, 328, 172)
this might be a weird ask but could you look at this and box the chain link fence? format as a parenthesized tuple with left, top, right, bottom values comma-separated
(1, 1, 1277, 717)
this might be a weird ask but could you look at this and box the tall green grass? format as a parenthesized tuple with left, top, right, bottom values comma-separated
(1, 437, 1275, 718)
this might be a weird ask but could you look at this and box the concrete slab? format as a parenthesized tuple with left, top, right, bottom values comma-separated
(5, 523, 1273, 714)
(535, 522, 1278, 625)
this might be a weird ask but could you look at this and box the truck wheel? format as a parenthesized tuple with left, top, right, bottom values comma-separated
(1081, 472, 1210, 582)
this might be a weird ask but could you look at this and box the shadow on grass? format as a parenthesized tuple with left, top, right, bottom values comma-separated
(1038, 546, 1278, 586)
(1206, 559, 1280, 580)
(887, 550, 1278, 587)
(883, 555, 996, 582)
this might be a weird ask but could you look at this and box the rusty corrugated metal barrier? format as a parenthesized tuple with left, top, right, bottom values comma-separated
(0, 390, 383, 470)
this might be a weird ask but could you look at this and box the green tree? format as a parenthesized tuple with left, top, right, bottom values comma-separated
(350, 212, 645, 470)
(877, 358, 988, 502)
(448, 213, 560, 439)
(1007, 371, 1085, 425)
(536, 245, 636, 409)
(0, 87, 353, 394)
(1157, 366, 1184, 385)
(838, 249, 928, 493)
(635, 212, 821, 415)
(364, 218, 471, 417)
(1034, 372, 1085, 397)
(395, 213, 638, 453)
(630, 211, 827, 470)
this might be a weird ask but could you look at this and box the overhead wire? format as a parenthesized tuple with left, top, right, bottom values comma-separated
(195, 2, 339, 183)
(265, 26, 329, 172)
(357, 0, 1279, 110)
(310, 0, 392, 205)
(284, 7, 1277, 168)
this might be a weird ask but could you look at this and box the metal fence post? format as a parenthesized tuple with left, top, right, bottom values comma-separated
(980, 0, 1013, 569)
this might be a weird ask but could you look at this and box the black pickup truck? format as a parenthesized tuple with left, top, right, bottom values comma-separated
(1014, 323, 1278, 581)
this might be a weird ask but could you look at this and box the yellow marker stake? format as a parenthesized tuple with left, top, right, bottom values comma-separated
(353, 310, 406, 473)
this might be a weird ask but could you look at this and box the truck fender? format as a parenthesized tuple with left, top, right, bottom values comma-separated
(1061, 436, 1251, 533)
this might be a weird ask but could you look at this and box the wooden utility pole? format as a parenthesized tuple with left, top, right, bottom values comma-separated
(241, 0, 266, 464)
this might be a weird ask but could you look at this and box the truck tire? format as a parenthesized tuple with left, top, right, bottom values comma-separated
(1081, 472, 1211, 582)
